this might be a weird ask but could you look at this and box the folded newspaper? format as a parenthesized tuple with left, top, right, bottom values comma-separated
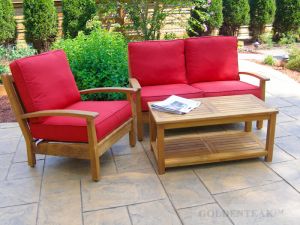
(151, 95, 201, 115)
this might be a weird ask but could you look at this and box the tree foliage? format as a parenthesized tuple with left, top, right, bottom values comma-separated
(250, 0, 276, 39)
(273, 0, 300, 41)
(187, 0, 223, 37)
(62, 0, 96, 38)
(0, 0, 16, 45)
(220, 0, 250, 36)
(23, 0, 58, 52)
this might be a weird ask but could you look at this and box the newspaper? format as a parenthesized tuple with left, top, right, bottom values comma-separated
(151, 95, 201, 115)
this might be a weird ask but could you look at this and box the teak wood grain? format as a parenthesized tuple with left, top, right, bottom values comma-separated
(1, 74, 136, 181)
(148, 95, 278, 174)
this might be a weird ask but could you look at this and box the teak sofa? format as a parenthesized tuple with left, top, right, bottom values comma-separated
(2, 50, 136, 181)
(128, 36, 270, 141)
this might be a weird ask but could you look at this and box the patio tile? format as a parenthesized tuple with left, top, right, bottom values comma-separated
(178, 203, 232, 225)
(159, 169, 214, 209)
(100, 159, 118, 176)
(0, 126, 22, 140)
(252, 124, 289, 140)
(13, 139, 45, 163)
(112, 135, 144, 156)
(275, 136, 300, 158)
(114, 152, 153, 173)
(195, 160, 282, 194)
(0, 154, 13, 181)
(43, 157, 90, 182)
(83, 207, 131, 225)
(0, 204, 38, 225)
(81, 172, 166, 211)
(0, 122, 19, 129)
(264, 145, 295, 164)
(7, 160, 44, 180)
(270, 160, 300, 192)
(279, 106, 300, 119)
(128, 199, 181, 225)
(0, 178, 41, 207)
(0, 137, 19, 154)
(215, 181, 300, 225)
(277, 111, 296, 123)
(38, 180, 82, 225)
(265, 95, 293, 108)
(278, 121, 300, 138)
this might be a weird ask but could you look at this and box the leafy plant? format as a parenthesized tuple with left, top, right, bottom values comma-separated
(264, 55, 276, 66)
(0, 45, 36, 61)
(258, 33, 273, 48)
(164, 32, 177, 40)
(187, 0, 223, 37)
(23, 0, 58, 52)
(0, 0, 16, 45)
(220, 0, 250, 36)
(52, 28, 129, 100)
(249, 0, 276, 39)
(273, 0, 300, 41)
(286, 47, 300, 72)
(278, 33, 297, 46)
(62, 0, 96, 38)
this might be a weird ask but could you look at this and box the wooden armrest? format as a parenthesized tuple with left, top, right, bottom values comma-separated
(239, 72, 270, 81)
(129, 78, 141, 90)
(80, 87, 137, 95)
(21, 110, 99, 120)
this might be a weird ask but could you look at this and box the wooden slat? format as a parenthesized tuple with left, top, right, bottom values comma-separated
(163, 131, 267, 168)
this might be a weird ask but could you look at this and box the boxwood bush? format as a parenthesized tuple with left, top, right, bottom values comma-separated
(0, 0, 16, 45)
(52, 28, 129, 100)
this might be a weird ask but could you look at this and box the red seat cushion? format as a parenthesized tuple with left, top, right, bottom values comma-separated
(141, 84, 204, 111)
(185, 36, 239, 83)
(128, 40, 187, 86)
(10, 50, 81, 123)
(191, 81, 261, 99)
(29, 101, 132, 142)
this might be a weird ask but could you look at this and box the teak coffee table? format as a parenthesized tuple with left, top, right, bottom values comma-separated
(148, 95, 278, 174)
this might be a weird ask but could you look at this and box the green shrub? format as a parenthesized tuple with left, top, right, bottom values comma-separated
(221, 0, 250, 36)
(286, 47, 300, 72)
(258, 33, 273, 47)
(278, 33, 297, 46)
(273, 0, 300, 41)
(264, 55, 276, 66)
(52, 28, 128, 100)
(249, 0, 276, 39)
(62, 0, 96, 38)
(23, 0, 58, 52)
(0, 45, 36, 61)
(0, 0, 16, 45)
(164, 32, 177, 40)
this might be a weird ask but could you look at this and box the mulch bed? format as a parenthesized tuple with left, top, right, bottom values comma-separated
(0, 95, 16, 123)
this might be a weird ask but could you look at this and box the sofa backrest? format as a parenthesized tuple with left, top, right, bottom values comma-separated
(10, 50, 81, 122)
(128, 39, 187, 86)
(185, 36, 239, 83)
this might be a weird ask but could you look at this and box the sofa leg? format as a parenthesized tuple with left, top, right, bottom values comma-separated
(26, 141, 36, 167)
(257, 120, 263, 130)
(129, 120, 136, 147)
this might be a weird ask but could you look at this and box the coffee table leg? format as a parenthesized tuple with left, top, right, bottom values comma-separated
(245, 121, 252, 132)
(149, 113, 157, 151)
(265, 113, 277, 162)
(157, 126, 165, 174)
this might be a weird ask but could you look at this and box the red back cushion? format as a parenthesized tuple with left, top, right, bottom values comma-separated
(185, 36, 239, 83)
(10, 50, 81, 121)
(128, 40, 187, 86)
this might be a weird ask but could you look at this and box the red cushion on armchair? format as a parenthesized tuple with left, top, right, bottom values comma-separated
(10, 50, 81, 122)
(30, 101, 132, 142)
(141, 84, 204, 111)
(128, 40, 187, 86)
(185, 36, 240, 83)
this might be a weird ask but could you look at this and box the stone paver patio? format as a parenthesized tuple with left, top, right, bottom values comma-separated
(0, 58, 300, 225)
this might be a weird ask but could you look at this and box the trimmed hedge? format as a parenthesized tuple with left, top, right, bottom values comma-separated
(52, 28, 128, 100)
(62, 0, 96, 38)
(273, 0, 300, 41)
(221, 0, 250, 36)
(250, 0, 276, 39)
(0, 0, 16, 45)
(23, 0, 58, 52)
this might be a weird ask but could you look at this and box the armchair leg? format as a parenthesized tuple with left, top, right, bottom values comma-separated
(137, 111, 144, 142)
(129, 120, 136, 147)
(26, 141, 36, 167)
(90, 149, 100, 182)
(257, 120, 263, 130)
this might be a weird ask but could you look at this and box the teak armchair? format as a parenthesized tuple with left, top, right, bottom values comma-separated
(2, 50, 136, 181)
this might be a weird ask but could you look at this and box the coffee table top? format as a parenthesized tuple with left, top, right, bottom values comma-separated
(148, 95, 278, 125)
